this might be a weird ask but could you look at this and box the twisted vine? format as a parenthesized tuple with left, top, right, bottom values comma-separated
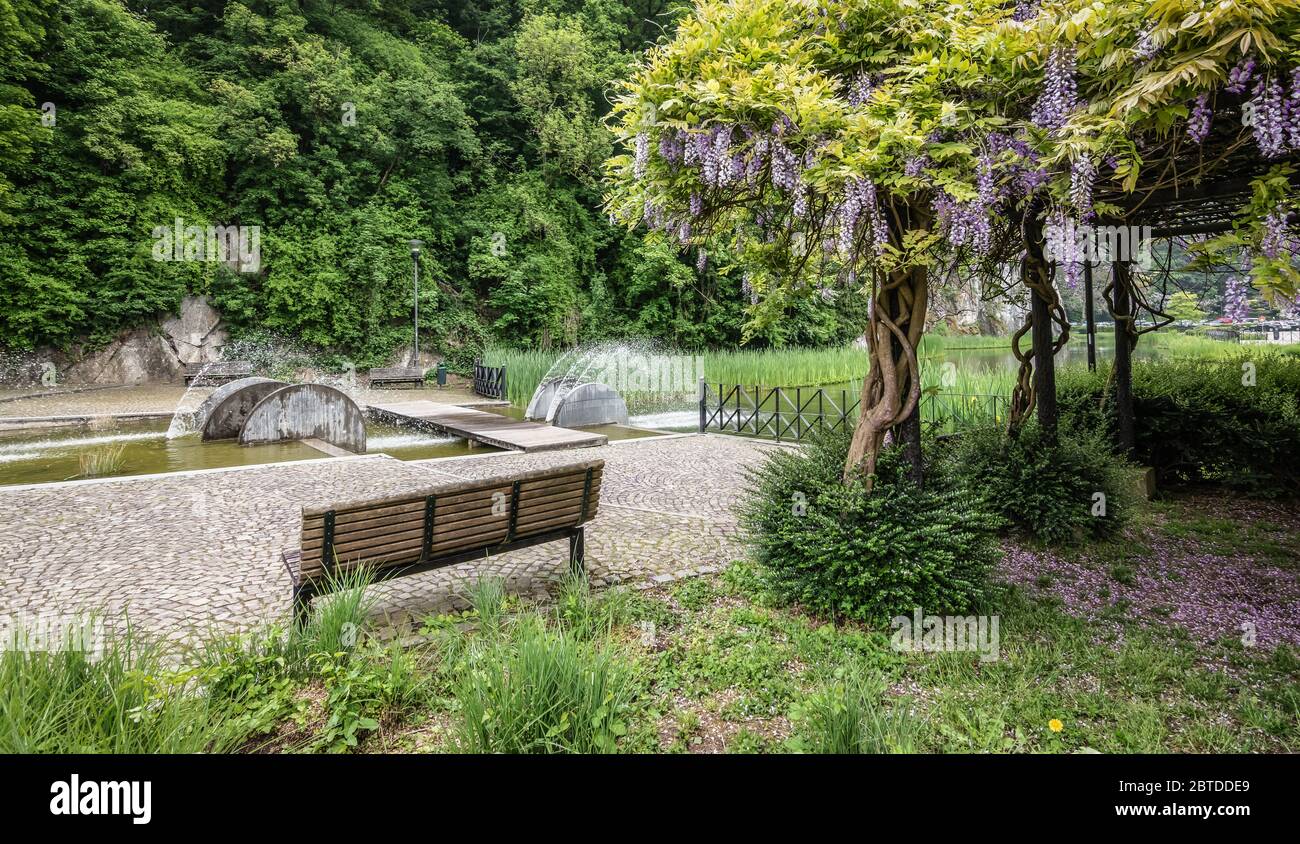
(1007, 202, 1070, 433)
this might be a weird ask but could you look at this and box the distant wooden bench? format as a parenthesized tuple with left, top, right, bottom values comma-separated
(184, 361, 253, 385)
(282, 459, 604, 620)
(369, 366, 424, 389)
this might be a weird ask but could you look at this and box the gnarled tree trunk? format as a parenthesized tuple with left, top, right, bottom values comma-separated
(1007, 199, 1069, 438)
(844, 262, 928, 487)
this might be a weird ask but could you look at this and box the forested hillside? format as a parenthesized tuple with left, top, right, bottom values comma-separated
(0, 0, 867, 367)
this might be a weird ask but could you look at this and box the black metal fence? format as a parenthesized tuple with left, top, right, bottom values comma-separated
(473, 360, 507, 400)
(697, 382, 1010, 440)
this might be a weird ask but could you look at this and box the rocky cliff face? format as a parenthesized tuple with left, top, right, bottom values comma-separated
(926, 276, 1028, 335)
(52, 296, 229, 385)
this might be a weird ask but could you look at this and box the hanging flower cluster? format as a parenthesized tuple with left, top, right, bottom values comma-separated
(826, 175, 889, 254)
(1032, 46, 1079, 131)
(633, 132, 651, 178)
(1134, 26, 1160, 62)
(1186, 93, 1212, 144)
(1226, 56, 1256, 94)
(1011, 1, 1038, 22)
(1250, 76, 1288, 159)
(1069, 153, 1095, 220)
(933, 192, 991, 254)
(1045, 207, 1085, 290)
(846, 71, 874, 107)
(1260, 204, 1295, 260)
(1224, 276, 1250, 321)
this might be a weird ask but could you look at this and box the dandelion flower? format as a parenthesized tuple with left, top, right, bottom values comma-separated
(1048, 718, 1064, 733)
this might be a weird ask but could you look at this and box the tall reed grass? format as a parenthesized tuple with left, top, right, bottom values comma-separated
(0, 621, 224, 753)
(452, 575, 633, 753)
(75, 443, 126, 479)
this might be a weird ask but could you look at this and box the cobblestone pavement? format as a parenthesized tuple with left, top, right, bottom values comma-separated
(0, 434, 779, 640)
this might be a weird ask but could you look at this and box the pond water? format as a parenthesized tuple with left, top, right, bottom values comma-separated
(0, 404, 675, 487)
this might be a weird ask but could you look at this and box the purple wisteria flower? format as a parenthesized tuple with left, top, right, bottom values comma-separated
(1250, 76, 1288, 159)
(1226, 56, 1256, 94)
(904, 154, 930, 178)
(1046, 207, 1085, 289)
(1187, 92, 1212, 144)
(1069, 153, 1095, 219)
(658, 128, 684, 166)
(1261, 204, 1294, 260)
(633, 132, 650, 178)
(792, 186, 809, 218)
(696, 248, 707, 272)
(1224, 276, 1250, 322)
(770, 139, 801, 192)
(1011, 1, 1038, 22)
(977, 152, 996, 206)
(1134, 26, 1160, 62)
(1288, 68, 1300, 149)
(933, 192, 991, 254)
(861, 178, 889, 254)
(1032, 46, 1079, 132)
(847, 71, 874, 107)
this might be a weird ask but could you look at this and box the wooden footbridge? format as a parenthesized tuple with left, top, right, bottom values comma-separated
(368, 400, 607, 452)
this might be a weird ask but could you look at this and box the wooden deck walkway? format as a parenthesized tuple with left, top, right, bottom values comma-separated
(368, 400, 607, 452)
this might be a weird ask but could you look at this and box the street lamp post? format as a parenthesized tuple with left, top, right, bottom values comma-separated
(408, 239, 423, 367)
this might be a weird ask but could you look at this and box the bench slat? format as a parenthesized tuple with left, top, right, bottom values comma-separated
(301, 480, 602, 553)
(307, 496, 598, 564)
(300, 460, 603, 517)
(296, 461, 603, 578)
(300, 472, 600, 533)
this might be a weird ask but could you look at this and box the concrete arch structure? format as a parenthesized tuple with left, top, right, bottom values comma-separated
(196, 377, 288, 441)
(548, 382, 628, 428)
(238, 383, 367, 453)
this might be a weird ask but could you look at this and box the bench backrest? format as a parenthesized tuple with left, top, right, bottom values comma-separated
(297, 459, 603, 580)
(370, 367, 423, 380)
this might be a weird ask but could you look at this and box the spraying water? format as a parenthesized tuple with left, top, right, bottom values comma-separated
(525, 340, 703, 424)
(165, 361, 219, 438)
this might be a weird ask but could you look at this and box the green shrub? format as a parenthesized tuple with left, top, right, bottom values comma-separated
(737, 429, 1002, 623)
(1058, 355, 1300, 496)
(935, 422, 1137, 545)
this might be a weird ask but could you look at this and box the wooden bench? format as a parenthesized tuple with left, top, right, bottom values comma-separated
(281, 459, 604, 620)
(184, 361, 253, 385)
(369, 366, 425, 389)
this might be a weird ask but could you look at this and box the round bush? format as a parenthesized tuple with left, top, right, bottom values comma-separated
(738, 430, 1002, 623)
(934, 422, 1136, 545)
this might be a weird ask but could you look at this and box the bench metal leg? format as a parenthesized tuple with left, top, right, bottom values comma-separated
(569, 527, 585, 576)
(292, 584, 314, 629)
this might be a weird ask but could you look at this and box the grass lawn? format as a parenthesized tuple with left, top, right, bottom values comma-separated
(376, 493, 1299, 754)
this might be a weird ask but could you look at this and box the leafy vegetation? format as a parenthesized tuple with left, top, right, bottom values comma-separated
(737, 429, 1003, 623)
(935, 422, 1138, 544)
(1059, 354, 1300, 496)
(6, 525, 1296, 754)
(0, 1, 866, 364)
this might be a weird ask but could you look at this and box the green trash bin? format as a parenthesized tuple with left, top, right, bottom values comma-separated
(436, 362, 447, 387)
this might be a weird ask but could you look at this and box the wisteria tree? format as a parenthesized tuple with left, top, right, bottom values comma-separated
(605, 0, 1048, 484)
(1022, 0, 1300, 447)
